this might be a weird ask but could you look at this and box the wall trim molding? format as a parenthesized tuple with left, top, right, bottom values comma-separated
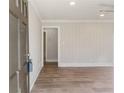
(42, 20, 114, 23)
(46, 60, 58, 62)
(58, 62, 113, 67)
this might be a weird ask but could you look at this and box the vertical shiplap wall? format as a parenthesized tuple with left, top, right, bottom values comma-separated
(28, 3, 43, 90)
(42, 22, 114, 67)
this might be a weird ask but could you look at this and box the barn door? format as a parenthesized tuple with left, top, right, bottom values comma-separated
(9, 0, 29, 93)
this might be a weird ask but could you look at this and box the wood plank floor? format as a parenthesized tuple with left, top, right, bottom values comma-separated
(31, 63, 113, 93)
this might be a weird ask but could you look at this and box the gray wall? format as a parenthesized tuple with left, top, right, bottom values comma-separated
(29, 2, 43, 90)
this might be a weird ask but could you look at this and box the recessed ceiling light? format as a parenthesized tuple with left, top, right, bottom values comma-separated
(100, 14, 105, 17)
(70, 1, 76, 6)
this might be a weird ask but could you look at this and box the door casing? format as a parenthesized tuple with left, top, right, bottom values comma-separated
(42, 26, 60, 67)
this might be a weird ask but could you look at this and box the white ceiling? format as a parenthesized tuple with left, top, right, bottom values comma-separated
(31, 0, 114, 20)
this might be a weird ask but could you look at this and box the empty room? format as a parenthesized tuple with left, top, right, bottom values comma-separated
(9, 0, 114, 93)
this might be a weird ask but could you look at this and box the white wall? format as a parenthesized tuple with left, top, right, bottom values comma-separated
(28, 3, 43, 90)
(42, 21, 114, 67)
(44, 28, 58, 62)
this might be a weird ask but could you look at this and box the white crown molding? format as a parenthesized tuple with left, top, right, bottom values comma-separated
(42, 19, 114, 23)
(28, 0, 42, 23)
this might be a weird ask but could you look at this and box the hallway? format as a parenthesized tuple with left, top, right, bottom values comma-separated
(31, 63, 113, 93)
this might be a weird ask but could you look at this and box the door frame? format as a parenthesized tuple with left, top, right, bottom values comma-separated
(41, 26, 60, 66)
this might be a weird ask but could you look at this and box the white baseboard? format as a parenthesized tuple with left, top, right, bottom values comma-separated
(46, 60, 58, 62)
(58, 62, 113, 67)
(30, 65, 43, 92)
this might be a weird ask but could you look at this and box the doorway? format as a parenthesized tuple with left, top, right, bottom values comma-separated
(42, 26, 59, 67)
